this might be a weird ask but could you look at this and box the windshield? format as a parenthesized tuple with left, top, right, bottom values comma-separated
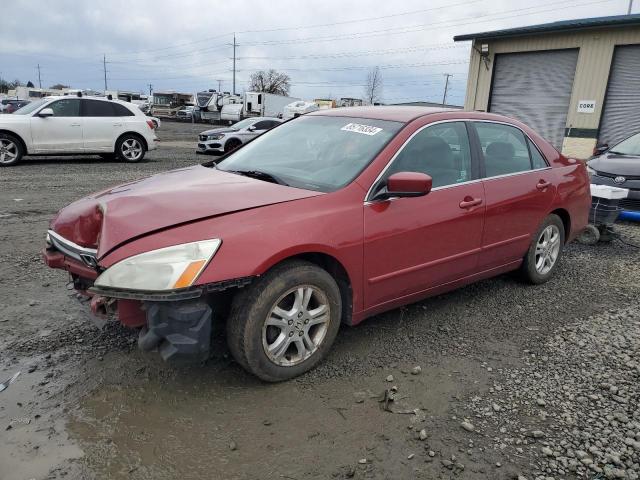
(230, 118, 259, 130)
(610, 132, 640, 156)
(216, 115, 403, 192)
(13, 99, 48, 115)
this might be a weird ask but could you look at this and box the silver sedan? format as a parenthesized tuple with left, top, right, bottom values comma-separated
(197, 117, 282, 155)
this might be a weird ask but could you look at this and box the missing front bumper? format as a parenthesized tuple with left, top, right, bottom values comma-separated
(138, 300, 212, 363)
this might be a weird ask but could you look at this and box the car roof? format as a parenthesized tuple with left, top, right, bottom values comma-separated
(307, 106, 456, 123)
(43, 95, 130, 104)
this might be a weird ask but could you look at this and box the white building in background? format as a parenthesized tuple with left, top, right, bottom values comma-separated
(7, 86, 67, 99)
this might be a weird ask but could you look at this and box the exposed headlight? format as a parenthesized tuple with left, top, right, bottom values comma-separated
(208, 133, 224, 140)
(94, 239, 221, 291)
(586, 165, 596, 180)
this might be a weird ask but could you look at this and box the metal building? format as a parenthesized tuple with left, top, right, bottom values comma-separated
(454, 14, 640, 159)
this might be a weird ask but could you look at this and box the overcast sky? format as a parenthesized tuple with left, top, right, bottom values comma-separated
(1, 0, 634, 104)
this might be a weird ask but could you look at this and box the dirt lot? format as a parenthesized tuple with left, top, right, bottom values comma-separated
(1, 120, 639, 480)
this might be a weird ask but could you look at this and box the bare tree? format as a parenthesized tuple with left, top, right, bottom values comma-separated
(248, 69, 291, 96)
(364, 67, 383, 105)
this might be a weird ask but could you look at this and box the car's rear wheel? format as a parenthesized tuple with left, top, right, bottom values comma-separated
(520, 214, 565, 284)
(226, 260, 342, 382)
(224, 138, 242, 154)
(116, 134, 146, 163)
(0, 133, 23, 167)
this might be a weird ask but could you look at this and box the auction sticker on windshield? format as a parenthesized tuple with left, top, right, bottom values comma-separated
(341, 123, 383, 136)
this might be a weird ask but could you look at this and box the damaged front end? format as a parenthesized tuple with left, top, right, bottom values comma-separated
(43, 229, 250, 363)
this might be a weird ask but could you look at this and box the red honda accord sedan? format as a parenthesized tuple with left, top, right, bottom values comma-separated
(44, 107, 591, 381)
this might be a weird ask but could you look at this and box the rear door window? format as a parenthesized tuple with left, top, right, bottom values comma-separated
(473, 122, 533, 177)
(83, 99, 115, 117)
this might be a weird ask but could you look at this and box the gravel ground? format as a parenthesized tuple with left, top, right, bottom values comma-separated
(1, 120, 639, 480)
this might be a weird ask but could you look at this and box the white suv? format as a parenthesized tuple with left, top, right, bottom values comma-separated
(0, 95, 158, 166)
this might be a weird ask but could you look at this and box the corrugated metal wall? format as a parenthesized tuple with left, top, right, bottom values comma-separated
(598, 45, 640, 146)
(463, 26, 640, 133)
(488, 49, 579, 149)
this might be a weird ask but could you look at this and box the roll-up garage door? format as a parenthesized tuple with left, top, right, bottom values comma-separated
(489, 49, 579, 150)
(598, 45, 640, 147)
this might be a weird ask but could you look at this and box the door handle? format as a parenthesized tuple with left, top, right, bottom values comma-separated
(459, 197, 483, 209)
(70, 123, 81, 127)
(113, 123, 123, 127)
(536, 180, 551, 190)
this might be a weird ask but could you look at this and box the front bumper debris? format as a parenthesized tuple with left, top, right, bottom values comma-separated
(138, 300, 212, 363)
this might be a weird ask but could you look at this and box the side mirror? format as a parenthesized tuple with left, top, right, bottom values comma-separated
(247, 125, 256, 132)
(593, 143, 609, 156)
(374, 172, 433, 200)
(38, 107, 54, 117)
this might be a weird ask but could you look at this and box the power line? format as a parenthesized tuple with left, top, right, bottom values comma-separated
(237, 43, 466, 61)
(106, 0, 613, 60)
(106, 0, 485, 57)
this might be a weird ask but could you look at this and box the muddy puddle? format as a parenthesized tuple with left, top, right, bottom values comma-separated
(0, 355, 84, 480)
(68, 357, 486, 479)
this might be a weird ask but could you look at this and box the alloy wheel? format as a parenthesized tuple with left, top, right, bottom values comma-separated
(121, 138, 143, 161)
(0, 139, 18, 165)
(262, 285, 331, 367)
(535, 225, 561, 275)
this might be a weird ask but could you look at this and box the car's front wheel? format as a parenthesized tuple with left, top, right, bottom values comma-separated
(520, 214, 565, 284)
(0, 133, 24, 167)
(116, 134, 146, 163)
(226, 260, 342, 381)
(224, 138, 242, 154)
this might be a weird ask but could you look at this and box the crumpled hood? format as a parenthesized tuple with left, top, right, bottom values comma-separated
(589, 153, 640, 177)
(50, 165, 322, 258)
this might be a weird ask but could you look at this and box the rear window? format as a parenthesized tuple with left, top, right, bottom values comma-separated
(113, 103, 135, 116)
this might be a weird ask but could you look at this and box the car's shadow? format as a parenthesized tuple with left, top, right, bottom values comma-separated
(15, 156, 151, 166)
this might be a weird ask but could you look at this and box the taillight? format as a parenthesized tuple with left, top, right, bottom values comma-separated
(146, 120, 154, 130)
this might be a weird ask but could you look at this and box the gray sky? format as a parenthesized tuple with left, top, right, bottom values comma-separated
(1, 0, 634, 104)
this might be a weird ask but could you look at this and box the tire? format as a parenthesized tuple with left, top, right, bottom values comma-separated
(224, 138, 242, 154)
(0, 133, 24, 167)
(576, 224, 600, 245)
(116, 134, 146, 163)
(520, 214, 565, 284)
(226, 260, 342, 382)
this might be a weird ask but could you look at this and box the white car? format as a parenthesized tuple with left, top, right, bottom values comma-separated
(0, 96, 158, 166)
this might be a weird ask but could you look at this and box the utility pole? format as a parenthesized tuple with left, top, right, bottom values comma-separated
(442, 73, 453, 105)
(37, 64, 42, 89)
(232, 34, 237, 95)
(628, 0, 634, 14)
(103, 54, 108, 92)
(148, 83, 153, 96)
(216, 79, 223, 92)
